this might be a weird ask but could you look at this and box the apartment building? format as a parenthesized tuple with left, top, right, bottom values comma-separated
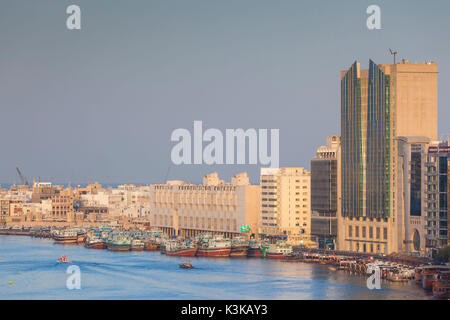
(260, 168, 311, 244)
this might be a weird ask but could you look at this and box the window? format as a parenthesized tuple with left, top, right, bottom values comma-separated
(383, 227, 388, 240)
(439, 156, 447, 174)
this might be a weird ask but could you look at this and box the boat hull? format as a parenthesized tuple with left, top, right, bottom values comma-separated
(265, 252, 295, 260)
(107, 243, 131, 251)
(166, 247, 198, 257)
(197, 247, 231, 257)
(247, 247, 263, 257)
(85, 242, 106, 249)
(230, 246, 248, 257)
(144, 242, 159, 251)
(54, 236, 78, 244)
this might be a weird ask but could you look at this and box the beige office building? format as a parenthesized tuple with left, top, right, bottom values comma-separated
(337, 59, 438, 255)
(149, 172, 260, 237)
(260, 168, 311, 244)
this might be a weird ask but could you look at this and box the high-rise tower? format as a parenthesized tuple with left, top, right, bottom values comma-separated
(337, 59, 438, 254)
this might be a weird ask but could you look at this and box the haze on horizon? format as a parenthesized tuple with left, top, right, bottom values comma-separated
(1, 0, 449, 185)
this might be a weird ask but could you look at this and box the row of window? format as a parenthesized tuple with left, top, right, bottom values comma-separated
(348, 225, 387, 240)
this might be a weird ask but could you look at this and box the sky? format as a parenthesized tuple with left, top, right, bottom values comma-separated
(1, 0, 449, 185)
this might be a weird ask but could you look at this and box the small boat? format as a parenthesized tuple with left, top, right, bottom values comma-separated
(179, 262, 194, 269)
(57, 256, 70, 263)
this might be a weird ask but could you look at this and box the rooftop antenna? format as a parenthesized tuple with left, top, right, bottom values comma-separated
(164, 165, 171, 183)
(389, 48, 398, 64)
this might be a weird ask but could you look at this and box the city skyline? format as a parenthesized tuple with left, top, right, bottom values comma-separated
(2, 1, 450, 304)
(2, 0, 450, 185)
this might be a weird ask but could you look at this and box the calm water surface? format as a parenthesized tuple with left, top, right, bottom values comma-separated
(0, 235, 432, 299)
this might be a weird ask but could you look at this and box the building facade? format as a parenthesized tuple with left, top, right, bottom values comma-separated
(0, 199, 10, 225)
(395, 136, 430, 254)
(311, 136, 340, 249)
(150, 172, 260, 237)
(260, 168, 311, 244)
(337, 59, 438, 255)
(424, 139, 449, 252)
(51, 189, 76, 222)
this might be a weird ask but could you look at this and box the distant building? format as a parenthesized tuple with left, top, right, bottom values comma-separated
(424, 138, 450, 252)
(150, 172, 260, 237)
(77, 183, 103, 195)
(311, 136, 340, 249)
(51, 189, 76, 222)
(0, 200, 10, 225)
(78, 206, 109, 222)
(260, 168, 311, 245)
(31, 182, 60, 203)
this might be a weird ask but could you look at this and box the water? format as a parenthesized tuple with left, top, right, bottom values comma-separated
(0, 235, 432, 300)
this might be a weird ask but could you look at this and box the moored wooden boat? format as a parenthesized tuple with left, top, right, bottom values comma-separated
(265, 241, 294, 260)
(197, 235, 231, 257)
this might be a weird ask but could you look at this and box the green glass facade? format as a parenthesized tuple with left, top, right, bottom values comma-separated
(341, 62, 363, 217)
(366, 60, 390, 219)
(341, 60, 391, 219)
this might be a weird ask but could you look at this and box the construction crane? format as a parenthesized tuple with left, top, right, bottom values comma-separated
(389, 48, 398, 64)
(16, 167, 29, 186)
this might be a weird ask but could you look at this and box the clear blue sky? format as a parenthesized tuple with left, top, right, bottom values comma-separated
(1, 0, 449, 185)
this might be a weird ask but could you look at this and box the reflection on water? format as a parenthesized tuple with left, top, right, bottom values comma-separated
(0, 235, 432, 300)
